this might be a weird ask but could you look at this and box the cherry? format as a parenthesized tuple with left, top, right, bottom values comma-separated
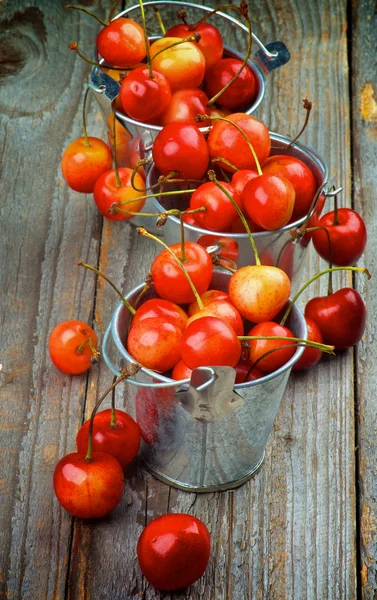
(137, 514, 210, 591)
(312, 208, 367, 266)
(205, 58, 256, 109)
(186, 299, 244, 335)
(231, 169, 258, 202)
(165, 22, 223, 68)
(76, 409, 140, 470)
(160, 89, 211, 126)
(262, 155, 317, 221)
(150, 37, 206, 91)
(119, 67, 172, 122)
(152, 123, 209, 180)
(242, 174, 295, 230)
(292, 317, 323, 371)
(94, 167, 146, 221)
(234, 360, 263, 384)
(53, 451, 124, 518)
(190, 181, 242, 232)
(97, 18, 147, 67)
(182, 211, 200, 226)
(49, 320, 99, 375)
(197, 234, 239, 265)
(181, 316, 241, 369)
(247, 322, 296, 373)
(188, 289, 230, 316)
(127, 317, 182, 372)
(132, 298, 188, 331)
(171, 359, 193, 381)
(231, 216, 261, 233)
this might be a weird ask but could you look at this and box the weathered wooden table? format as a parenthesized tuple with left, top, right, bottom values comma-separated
(1, 0, 377, 598)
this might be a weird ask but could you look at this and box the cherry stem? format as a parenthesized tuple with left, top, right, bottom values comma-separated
(131, 159, 151, 192)
(304, 226, 334, 294)
(211, 256, 236, 273)
(85, 364, 141, 462)
(107, 0, 119, 23)
(151, 34, 201, 62)
(198, 114, 262, 176)
(112, 103, 122, 187)
(76, 336, 100, 363)
(208, 170, 261, 265)
(287, 99, 312, 148)
(113, 206, 206, 218)
(81, 87, 91, 147)
(213, 255, 237, 270)
(138, 0, 154, 79)
(179, 213, 187, 262)
(212, 157, 239, 172)
(190, 3, 246, 29)
(112, 188, 197, 211)
(333, 191, 340, 225)
(238, 335, 335, 355)
(137, 227, 204, 310)
(65, 5, 107, 26)
(280, 266, 371, 327)
(110, 378, 117, 429)
(68, 42, 128, 71)
(295, 184, 324, 231)
(78, 260, 136, 315)
(246, 343, 306, 377)
(153, 6, 166, 35)
(177, 9, 188, 25)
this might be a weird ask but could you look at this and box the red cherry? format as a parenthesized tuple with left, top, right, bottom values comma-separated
(312, 208, 367, 266)
(197, 234, 239, 263)
(61, 137, 112, 193)
(151, 242, 213, 304)
(182, 211, 200, 226)
(231, 216, 261, 233)
(190, 181, 242, 231)
(49, 320, 98, 375)
(150, 38, 206, 91)
(97, 18, 147, 67)
(76, 409, 140, 470)
(119, 67, 171, 122)
(181, 316, 241, 369)
(53, 452, 124, 518)
(262, 155, 317, 220)
(172, 359, 193, 381)
(160, 88, 211, 126)
(234, 360, 263, 384)
(186, 299, 244, 335)
(127, 317, 182, 372)
(242, 174, 295, 230)
(247, 322, 296, 373)
(205, 58, 257, 109)
(132, 298, 188, 331)
(188, 289, 230, 316)
(137, 514, 210, 591)
(292, 317, 323, 371)
(231, 169, 259, 203)
(152, 123, 209, 180)
(165, 23, 223, 69)
(93, 167, 145, 221)
(305, 288, 366, 350)
(208, 113, 271, 172)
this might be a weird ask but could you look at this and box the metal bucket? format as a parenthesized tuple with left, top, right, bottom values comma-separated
(88, 1, 290, 229)
(102, 269, 307, 492)
(148, 132, 332, 282)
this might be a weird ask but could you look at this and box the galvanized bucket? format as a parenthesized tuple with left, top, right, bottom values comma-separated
(102, 269, 307, 492)
(148, 132, 333, 283)
(88, 1, 290, 229)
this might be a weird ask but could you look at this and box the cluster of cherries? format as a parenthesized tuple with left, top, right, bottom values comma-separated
(53, 0, 370, 593)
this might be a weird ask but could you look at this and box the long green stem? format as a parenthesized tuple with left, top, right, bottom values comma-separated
(151, 35, 201, 62)
(68, 42, 128, 70)
(78, 260, 136, 315)
(190, 3, 246, 28)
(112, 104, 121, 187)
(138, 0, 154, 79)
(280, 266, 371, 326)
(112, 206, 206, 218)
(111, 188, 197, 212)
(287, 99, 312, 148)
(238, 336, 335, 354)
(65, 5, 107, 26)
(333, 192, 340, 225)
(107, 0, 119, 23)
(137, 227, 204, 309)
(246, 343, 306, 375)
(212, 157, 239, 172)
(153, 6, 166, 35)
(208, 170, 260, 265)
(304, 226, 334, 294)
(110, 376, 117, 428)
(82, 88, 90, 147)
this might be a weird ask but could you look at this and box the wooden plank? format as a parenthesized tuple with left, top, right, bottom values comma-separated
(66, 1, 356, 599)
(0, 1, 109, 598)
(350, 0, 377, 597)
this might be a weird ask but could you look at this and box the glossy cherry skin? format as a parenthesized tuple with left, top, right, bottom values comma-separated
(61, 137, 112, 193)
(160, 88, 210, 126)
(152, 123, 209, 180)
(53, 451, 124, 519)
(150, 38, 206, 91)
(197, 235, 239, 263)
(242, 174, 295, 230)
(97, 18, 147, 67)
(234, 360, 263, 384)
(132, 298, 188, 331)
(182, 212, 200, 226)
(186, 299, 244, 335)
(76, 409, 141, 470)
(94, 167, 145, 221)
(231, 216, 261, 233)
(208, 113, 271, 172)
(231, 169, 259, 204)
(229, 265, 291, 323)
(188, 289, 230, 316)
(247, 322, 296, 373)
(172, 359, 193, 381)
(305, 288, 366, 350)
(127, 317, 182, 372)
(262, 155, 317, 220)
(119, 67, 171, 122)
(190, 181, 242, 231)
(292, 317, 323, 371)
(181, 316, 241, 369)
(312, 208, 367, 266)
(205, 58, 257, 109)
(137, 514, 210, 591)
(165, 22, 223, 68)
(49, 320, 98, 375)
(151, 242, 213, 304)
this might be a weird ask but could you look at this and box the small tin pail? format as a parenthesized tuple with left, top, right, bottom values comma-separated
(102, 269, 307, 492)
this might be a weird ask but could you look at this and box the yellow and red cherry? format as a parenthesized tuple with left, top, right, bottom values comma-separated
(119, 67, 172, 122)
(172, 359, 193, 381)
(205, 58, 257, 109)
(97, 18, 147, 67)
(247, 322, 297, 373)
(131, 298, 188, 332)
(160, 88, 211, 126)
(165, 22, 223, 69)
(76, 409, 141, 470)
(94, 167, 145, 221)
(234, 360, 263, 384)
(152, 123, 209, 180)
(181, 316, 242, 369)
(61, 137, 112, 193)
(242, 174, 295, 230)
(127, 317, 182, 372)
(229, 265, 291, 323)
(312, 208, 367, 266)
(150, 37, 206, 91)
(188, 289, 230, 316)
(292, 317, 323, 371)
(189, 181, 242, 232)
(186, 299, 244, 336)
(49, 320, 98, 375)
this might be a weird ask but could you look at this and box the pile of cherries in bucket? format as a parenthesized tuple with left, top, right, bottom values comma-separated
(52, 0, 370, 593)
